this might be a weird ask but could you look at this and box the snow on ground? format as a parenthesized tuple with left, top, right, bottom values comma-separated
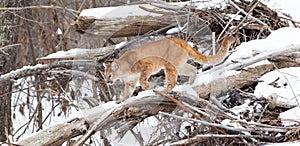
(254, 67, 300, 126)
(11, 77, 77, 141)
(254, 67, 300, 107)
(261, 0, 300, 22)
(279, 106, 300, 127)
(225, 27, 300, 67)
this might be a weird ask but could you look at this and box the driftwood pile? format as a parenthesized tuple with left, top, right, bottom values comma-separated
(196, 0, 289, 41)
(8, 0, 300, 146)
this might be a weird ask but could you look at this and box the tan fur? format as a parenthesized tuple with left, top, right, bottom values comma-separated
(105, 36, 236, 100)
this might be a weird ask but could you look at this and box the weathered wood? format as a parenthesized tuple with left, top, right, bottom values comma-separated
(71, 4, 187, 38)
(72, 14, 184, 38)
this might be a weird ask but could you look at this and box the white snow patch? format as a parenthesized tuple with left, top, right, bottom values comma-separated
(56, 28, 62, 35)
(261, 0, 300, 22)
(279, 106, 300, 126)
(43, 48, 87, 58)
(225, 27, 300, 68)
(166, 27, 181, 35)
(221, 119, 244, 129)
(1, 64, 45, 79)
(173, 84, 198, 98)
(230, 99, 252, 117)
(115, 41, 127, 49)
(254, 67, 300, 107)
(80, 101, 117, 116)
(225, 13, 243, 20)
(193, 68, 239, 86)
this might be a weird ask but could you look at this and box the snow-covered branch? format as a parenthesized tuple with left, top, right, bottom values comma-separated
(0, 61, 97, 81)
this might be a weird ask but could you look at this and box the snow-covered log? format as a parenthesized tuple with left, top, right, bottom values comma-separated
(16, 94, 192, 145)
(193, 44, 300, 99)
(0, 61, 97, 81)
(72, 4, 186, 38)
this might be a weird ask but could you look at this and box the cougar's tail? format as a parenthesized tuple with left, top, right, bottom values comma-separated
(188, 36, 236, 65)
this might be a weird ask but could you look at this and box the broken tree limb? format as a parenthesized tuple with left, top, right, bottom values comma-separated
(72, 4, 187, 38)
(37, 45, 116, 61)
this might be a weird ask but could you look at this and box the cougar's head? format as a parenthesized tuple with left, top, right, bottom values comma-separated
(104, 62, 121, 83)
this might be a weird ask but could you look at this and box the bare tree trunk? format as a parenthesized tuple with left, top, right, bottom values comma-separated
(0, 0, 21, 142)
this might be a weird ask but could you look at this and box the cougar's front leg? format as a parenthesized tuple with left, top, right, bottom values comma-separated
(139, 64, 153, 90)
(164, 63, 178, 91)
(122, 77, 138, 101)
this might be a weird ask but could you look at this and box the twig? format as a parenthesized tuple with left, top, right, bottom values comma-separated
(217, 10, 241, 41)
(182, 102, 211, 118)
(179, 92, 237, 119)
(228, 0, 271, 32)
(231, 1, 260, 34)
(0, 44, 22, 56)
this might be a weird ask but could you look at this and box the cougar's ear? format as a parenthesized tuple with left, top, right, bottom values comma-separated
(111, 62, 119, 71)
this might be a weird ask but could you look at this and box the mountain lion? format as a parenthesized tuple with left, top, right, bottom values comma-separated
(105, 36, 236, 100)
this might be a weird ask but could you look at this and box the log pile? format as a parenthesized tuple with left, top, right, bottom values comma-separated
(9, 0, 300, 145)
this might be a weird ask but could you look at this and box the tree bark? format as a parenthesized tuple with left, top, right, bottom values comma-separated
(0, 0, 21, 142)
(72, 4, 186, 38)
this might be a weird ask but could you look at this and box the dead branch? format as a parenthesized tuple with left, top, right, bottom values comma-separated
(0, 61, 97, 82)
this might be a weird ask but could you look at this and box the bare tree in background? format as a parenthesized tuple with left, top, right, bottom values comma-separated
(0, 0, 22, 142)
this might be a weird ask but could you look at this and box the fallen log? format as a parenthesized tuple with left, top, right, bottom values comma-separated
(71, 4, 186, 38)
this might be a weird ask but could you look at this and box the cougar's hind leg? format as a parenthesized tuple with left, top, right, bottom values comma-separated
(185, 64, 197, 84)
(164, 62, 178, 91)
